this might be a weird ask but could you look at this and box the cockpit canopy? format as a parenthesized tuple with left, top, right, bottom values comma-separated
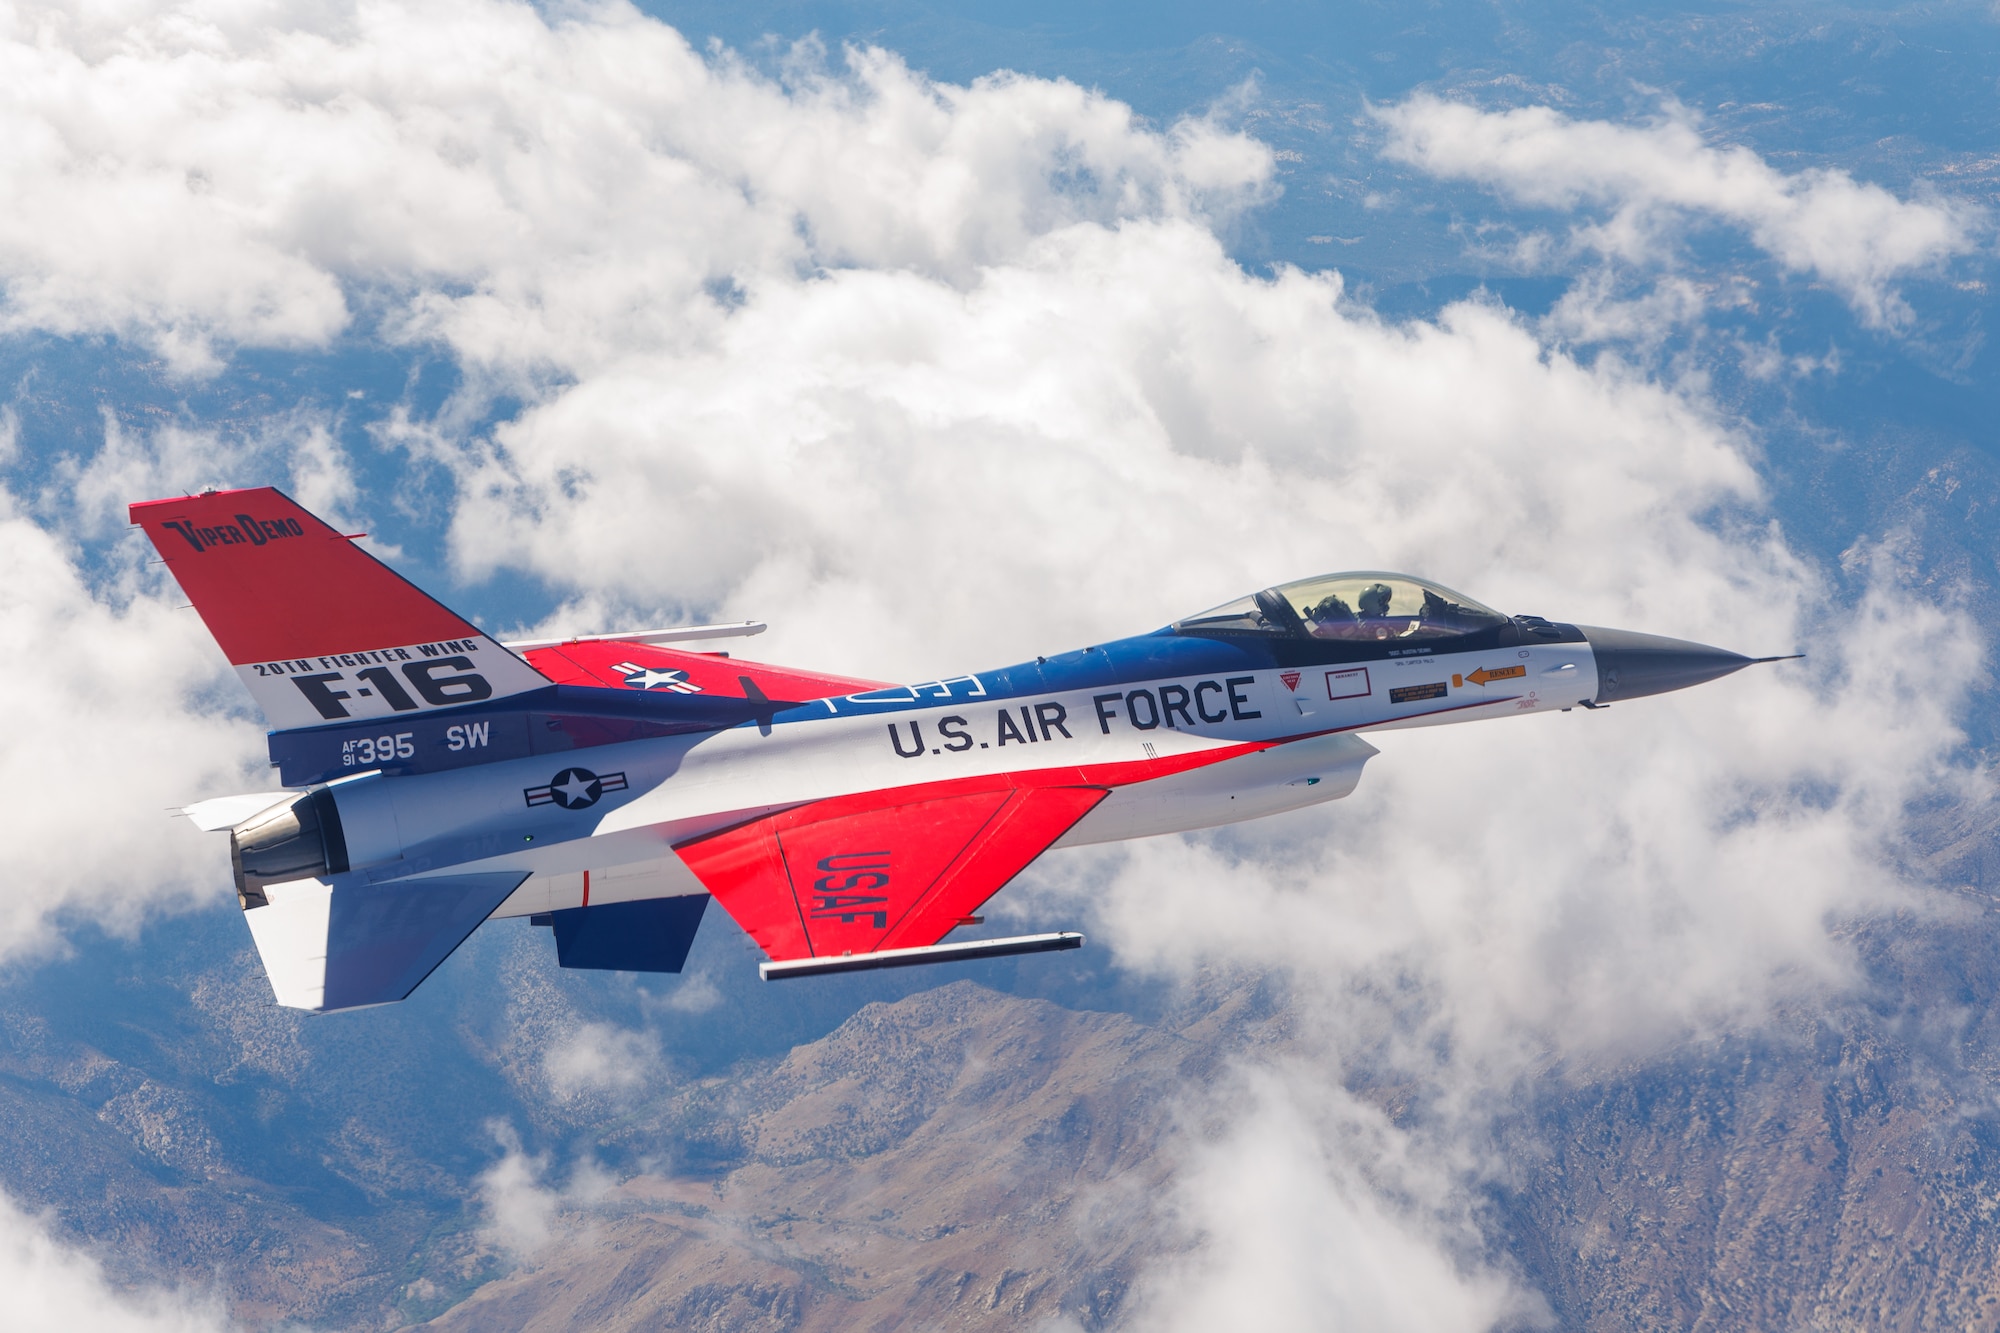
(1175, 572, 1509, 643)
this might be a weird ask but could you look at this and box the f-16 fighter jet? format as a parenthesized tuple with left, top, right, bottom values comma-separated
(135, 487, 1793, 1012)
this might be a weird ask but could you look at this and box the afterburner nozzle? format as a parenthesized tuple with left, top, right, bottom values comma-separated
(1578, 626, 1795, 704)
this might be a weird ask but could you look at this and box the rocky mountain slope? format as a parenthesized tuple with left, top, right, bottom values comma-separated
(429, 983, 1197, 1331)
(14, 866, 2000, 1331)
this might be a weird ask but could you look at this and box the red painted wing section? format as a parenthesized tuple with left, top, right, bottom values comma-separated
(130, 487, 486, 665)
(675, 781, 1108, 961)
(525, 639, 887, 703)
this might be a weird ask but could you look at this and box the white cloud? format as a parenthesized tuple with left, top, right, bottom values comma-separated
(0, 1188, 234, 1331)
(1375, 94, 1980, 328)
(0, 0, 1271, 376)
(1129, 1066, 1540, 1332)
(0, 483, 263, 960)
(475, 1122, 612, 1261)
(644, 970, 722, 1015)
(476, 1126, 560, 1260)
(540, 1020, 661, 1099)
(0, 402, 363, 963)
(1032, 565, 1978, 1076)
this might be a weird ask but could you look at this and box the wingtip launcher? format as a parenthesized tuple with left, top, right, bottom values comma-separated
(758, 931, 1085, 981)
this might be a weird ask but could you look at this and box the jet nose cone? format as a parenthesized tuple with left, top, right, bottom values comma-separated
(1578, 625, 1758, 703)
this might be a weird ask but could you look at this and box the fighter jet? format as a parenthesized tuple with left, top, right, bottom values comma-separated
(135, 487, 1793, 1011)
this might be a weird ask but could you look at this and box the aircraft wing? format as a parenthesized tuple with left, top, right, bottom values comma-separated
(674, 781, 1108, 962)
(244, 871, 529, 1012)
(522, 639, 888, 703)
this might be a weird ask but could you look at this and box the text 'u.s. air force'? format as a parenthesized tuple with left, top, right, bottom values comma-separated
(885, 677, 1261, 758)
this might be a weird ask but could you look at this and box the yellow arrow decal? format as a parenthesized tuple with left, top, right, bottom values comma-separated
(1465, 665, 1526, 687)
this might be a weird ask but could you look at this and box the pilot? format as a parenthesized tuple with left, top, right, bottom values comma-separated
(1353, 582, 1400, 640)
(1303, 593, 1357, 638)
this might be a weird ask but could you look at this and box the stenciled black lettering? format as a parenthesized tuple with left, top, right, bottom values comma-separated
(401, 656, 494, 706)
(1034, 701, 1071, 740)
(938, 715, 975, 752)
(1159, 684, 1194, 729)
(1019, 705, 1040, 743)
(996, 709, 1029, 746)
(814, 870, 891, 894)
(812, 900, 888, 927)
(808, 851, 890, 923)
(1194, 680, 1228, 723)
(355, 665, 421, 712)
(888, 721, 925, 758)
(291, 673, 353, 720)
(1093, 693, 1122, 734)
(818, 852, 889, 872)
(161, 520, 204, 552)
(417, 643, 443, 657)
(1125, 690, 1160, 730)
(235, 514, 267, 546)
(1226, 675, 1262, 720)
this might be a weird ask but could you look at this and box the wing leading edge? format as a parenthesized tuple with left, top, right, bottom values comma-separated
(675, 781, 1108, 961)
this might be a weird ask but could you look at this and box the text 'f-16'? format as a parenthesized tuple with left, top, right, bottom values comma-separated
(139, 488, 1796, 1011)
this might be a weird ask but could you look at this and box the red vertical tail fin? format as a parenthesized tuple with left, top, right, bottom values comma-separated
(132, 487, 550, 731)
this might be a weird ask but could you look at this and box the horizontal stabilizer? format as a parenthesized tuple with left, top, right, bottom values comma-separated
(244, 871, 528, 1012)
(182, 791, 293, 832)
(759, 931, 1083, 980)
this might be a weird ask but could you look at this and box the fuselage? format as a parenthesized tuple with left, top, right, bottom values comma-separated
(278, 611, 1606, 919)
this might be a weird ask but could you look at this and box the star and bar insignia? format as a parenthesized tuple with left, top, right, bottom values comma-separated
(523, 767, 629, 810)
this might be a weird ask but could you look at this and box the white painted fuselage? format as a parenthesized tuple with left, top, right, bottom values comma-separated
(298, 636, 1601, 917)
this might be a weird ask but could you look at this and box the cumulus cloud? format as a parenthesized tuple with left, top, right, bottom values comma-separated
(642, 970, 723, 1016)
(541, 1020, 661, 1100)
(0, 0, 1270, 376)
(0, 400, 370, 963)
(0, 0, 1986, 1325)
(1130, 1066, 1539, 1332)
(475, 1123, 612, 1261)
(0, 1189, 234, 1330)
(1375, 94, 1980, 328)
(1035, 568, 1977, 1072)
(0, 482, 263, 961)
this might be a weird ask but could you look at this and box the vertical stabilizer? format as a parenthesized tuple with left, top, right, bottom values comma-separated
(131, 488, 550, 730)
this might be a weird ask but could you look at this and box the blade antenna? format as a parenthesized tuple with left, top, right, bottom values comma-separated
(739, 676, 777, 736)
